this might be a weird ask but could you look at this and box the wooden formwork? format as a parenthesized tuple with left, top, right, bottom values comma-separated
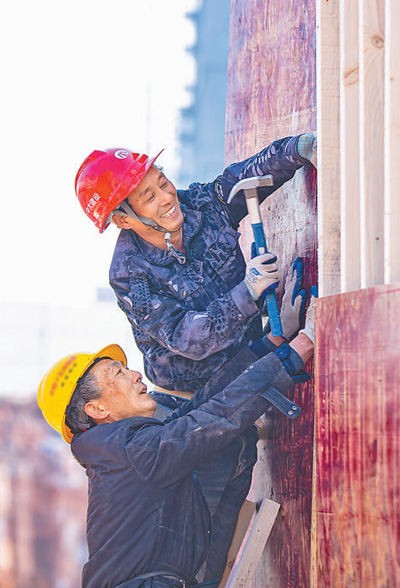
(317, 0, 400, 291)
(226, 0, 400, 586)
(312, 284, 400, 587)
(226, 1, 317, 586)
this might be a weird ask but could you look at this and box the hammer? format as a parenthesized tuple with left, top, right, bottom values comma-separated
(227, 175, 283, 337)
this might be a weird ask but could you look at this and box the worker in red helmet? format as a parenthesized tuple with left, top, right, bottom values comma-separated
(75, 133, 317, 396)
(74, 134, 316, 585)
(75, 134, 316, 574)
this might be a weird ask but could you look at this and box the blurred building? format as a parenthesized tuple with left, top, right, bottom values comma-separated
(177, 0, 231, 187)
(0, 399, 88, 588)
(0, 2, 232, 586)
(0, 293, 148, 400)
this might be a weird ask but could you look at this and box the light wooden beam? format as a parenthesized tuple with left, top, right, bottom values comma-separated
(340, 0, 361, 292)
(384, 0, 400, 284)
(218, 501, 256, 588)
(359, 0, 385, 288)
(224, 499, 281, 588)
(316, 0, 341, 297)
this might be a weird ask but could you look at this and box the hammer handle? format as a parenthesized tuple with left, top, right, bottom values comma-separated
(251, 223, 283, 338)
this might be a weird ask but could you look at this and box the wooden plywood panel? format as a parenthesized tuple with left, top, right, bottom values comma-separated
(226, 0, 317, 158)
(313, 284, 400, 587)
(226, 0, 317, 293)
(226, 2, 317, 586)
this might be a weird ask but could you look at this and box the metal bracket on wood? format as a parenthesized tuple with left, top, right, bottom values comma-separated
(223, 498, 281, 588)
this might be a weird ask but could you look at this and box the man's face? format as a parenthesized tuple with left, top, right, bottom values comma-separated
(127, 166, 184, 233)
(89, 359, 156, 421)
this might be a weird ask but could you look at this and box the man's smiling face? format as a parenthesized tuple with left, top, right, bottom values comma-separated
(127, 165, 184, 233)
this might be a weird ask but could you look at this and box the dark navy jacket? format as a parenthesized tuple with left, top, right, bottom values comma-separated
(109, 136, 309, 392)
(71, 349, 297, 588)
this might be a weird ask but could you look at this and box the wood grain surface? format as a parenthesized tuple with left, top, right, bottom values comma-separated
(313, 284, 400, 587)
(226, 1, 317, 586)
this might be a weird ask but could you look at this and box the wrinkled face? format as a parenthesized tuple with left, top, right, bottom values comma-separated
(127, 166, 184, 233)
(89, 360, 156, 421)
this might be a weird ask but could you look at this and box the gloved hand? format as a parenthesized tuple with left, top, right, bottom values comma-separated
(297, 131, 317, 169)
(299, 285, 318, 344)
(244, 253, 279, 301)
(280, 257, 307, 340)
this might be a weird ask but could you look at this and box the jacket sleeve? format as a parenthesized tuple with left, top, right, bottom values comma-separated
(112, 272, 259, 361)
(166, 345, 260, 420)
(123, 351, 295, 484)
(217, 135, 309, 227)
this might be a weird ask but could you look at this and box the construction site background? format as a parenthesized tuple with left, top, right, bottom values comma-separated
(2, 0, 399, 586)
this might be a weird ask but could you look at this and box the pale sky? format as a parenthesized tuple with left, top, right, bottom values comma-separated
(1, 0, 197, 307)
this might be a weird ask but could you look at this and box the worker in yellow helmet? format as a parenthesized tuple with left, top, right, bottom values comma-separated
(38, 296, 315, 588)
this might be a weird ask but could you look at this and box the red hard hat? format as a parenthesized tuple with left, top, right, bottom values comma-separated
(75, 148, 163, 232)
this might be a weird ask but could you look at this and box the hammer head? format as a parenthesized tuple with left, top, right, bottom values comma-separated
(227, 174, 273, 204)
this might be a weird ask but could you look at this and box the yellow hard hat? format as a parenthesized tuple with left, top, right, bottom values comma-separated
(37, 344, 127, 443)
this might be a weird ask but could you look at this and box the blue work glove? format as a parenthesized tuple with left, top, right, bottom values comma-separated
(244, 252, 279, 301)
(299, 285, 318, 344)
(297, 131, 317, 168)
(280, 257, 307, 340)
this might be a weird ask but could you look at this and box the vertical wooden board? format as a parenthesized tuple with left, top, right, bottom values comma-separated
(316, 0, 341, 296)
(226, 1, 317, 587)
(226, 0, 318, 289)
(254, 372, 315, 586)
(384, 0, 400, 284)
(226, 0, 317, 158)
(313, 284, 400, 587)
(359, 0, 385, 287)
(340, 0, 361, 292)
(225, 1, 317, 586)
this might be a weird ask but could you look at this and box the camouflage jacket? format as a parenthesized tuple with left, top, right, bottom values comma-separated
(109, 135, 308, 391)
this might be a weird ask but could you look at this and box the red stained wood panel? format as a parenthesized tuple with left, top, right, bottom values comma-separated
(226, 1, 317, 586)
(226, 0, 317, 160)
(313, 284, 400, 587)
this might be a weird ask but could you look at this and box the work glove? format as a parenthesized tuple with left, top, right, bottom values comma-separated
(299, 285, 318, 344)
(297, 131, 317, 169)
(244, 252, 279, 301)
(280, 257, 307, 340)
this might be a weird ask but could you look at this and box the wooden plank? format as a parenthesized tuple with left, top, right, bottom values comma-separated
(218, 500, 256, 588)
(340, 0, 361, 292)
(384, 0, 400, 284)
(313, 284, 400, 587)
(226, 0, 317, 157)
(226, 2, 317, 586)
(359, 0, 385, 287)
(225, 499, 281, 588)
(316, 0, 341, 296)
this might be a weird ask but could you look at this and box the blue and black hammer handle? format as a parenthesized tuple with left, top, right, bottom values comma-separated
(250, 216, 283, 337)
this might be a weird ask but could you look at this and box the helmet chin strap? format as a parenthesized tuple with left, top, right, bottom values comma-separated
(118, 201, 186, 265)
(163, 232, 186, 265)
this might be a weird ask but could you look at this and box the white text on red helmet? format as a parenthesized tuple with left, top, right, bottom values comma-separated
(86, 193, 101, 214)
(114, 150, 130, 159)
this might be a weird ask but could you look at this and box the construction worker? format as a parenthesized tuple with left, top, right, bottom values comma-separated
(75, 132, 317, 395)
(37, 296, 315, 588)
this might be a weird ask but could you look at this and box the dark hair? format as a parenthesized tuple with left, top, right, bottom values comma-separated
(65, 371, 102, 435)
